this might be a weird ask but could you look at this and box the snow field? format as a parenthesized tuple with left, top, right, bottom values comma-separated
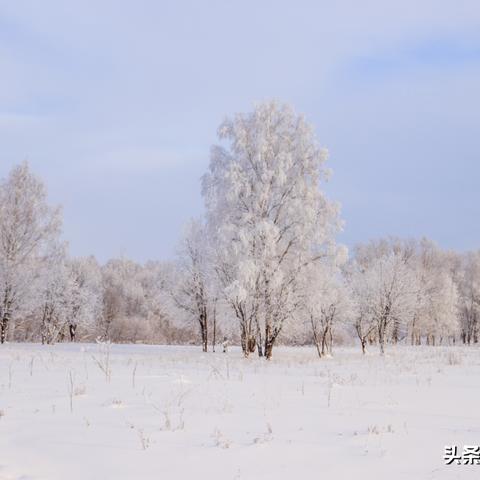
(1, 343, 479, 480)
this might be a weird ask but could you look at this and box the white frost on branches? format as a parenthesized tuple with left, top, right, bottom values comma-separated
(202, 101, 343, 358)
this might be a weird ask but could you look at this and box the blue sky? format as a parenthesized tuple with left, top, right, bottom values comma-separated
(0, 1, 479, 262)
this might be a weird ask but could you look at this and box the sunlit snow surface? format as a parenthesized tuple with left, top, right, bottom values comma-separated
(1, 343, 479, 479)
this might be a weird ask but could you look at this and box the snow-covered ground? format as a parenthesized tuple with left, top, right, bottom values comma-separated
(0, 343, 479, 480)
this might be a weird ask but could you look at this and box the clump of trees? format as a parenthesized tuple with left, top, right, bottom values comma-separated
(201, 102, 342, 358)
(0, 163, 62, 344)
(346, 238, 462, 355)
(1, 102, 478, 358)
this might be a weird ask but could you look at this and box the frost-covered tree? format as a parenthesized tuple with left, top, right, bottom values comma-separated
(100, 258, 147, 342)
(426, 272, 458, 344)
(211, 246, 261, 356)
(202, 101, 342, 359)
(38, 246, 72, 344)
(409, 239, 459, 345)
(354, 250, 417, 355)
(345, 263, 378, 354)
(302, 261, 351, 358)
(66, 256, 103, 341)
(0, 163, 62, 343)
(348, 238, 460, 351)
(172, 219, 214, 352)
(138, 261, 185, 344)
(456, 251, 480, 344)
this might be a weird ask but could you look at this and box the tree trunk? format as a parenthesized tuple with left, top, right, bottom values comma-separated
(202, 324, 208, 352)
(200, 310, 208, 352)
(321, 329, 327, 356)
(212, 308, 216, 352)
(311, 316, 322, 358)
(265, 338, 274, 359)
(378, 318, 386, 355)
(378, 305, 391, 356)
(69, 324, 77, 342)
(0, 313, 8, 344)
(361, 337, 367, 354)
(256, 320, 264, 357)
(1, 290, 12, 345)
(240, 325, 249, 357)
(392, 322, 398, 344)
(41, 305, 48, 345)
(264, 324, 274, 360)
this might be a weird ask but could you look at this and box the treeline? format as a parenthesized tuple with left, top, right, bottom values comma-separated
(0, 163, 194, 346)
(1, 102, 478, 358)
